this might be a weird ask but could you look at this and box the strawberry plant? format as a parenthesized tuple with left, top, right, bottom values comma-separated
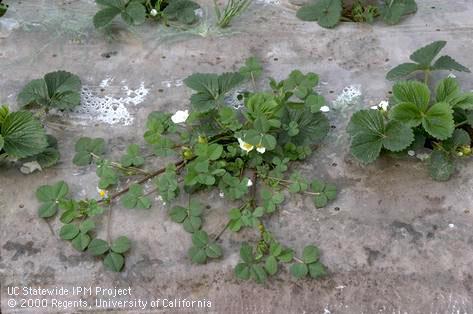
(297, 0, 417, 29)
(347, 41, 473, 181)
(93, 0, 201, 29)
(36, 58, 336, 282)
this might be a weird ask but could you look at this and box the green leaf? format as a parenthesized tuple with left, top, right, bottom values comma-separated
(120, 184, 151, 209)
(36, 181, 69, 218)
(436, 77, 460, 103)
(409, 41, 446, 66)
(121, 1, 146, 25)
(302, 245, 320, 264)
(192, 230, 209, 248)
(265, 255, 278, 275)
(1, 111, 48, 159)
(188, 247, 207, 264)
(71, 233, 91, 251)
(169, 206, 188, 223)
(184, 72, 244, 112)
(380, 0, 406, 25)
(79, 219, 95, 233)
(433, 55, 470, 73)
(239, 57, 263, 80)
(88, 238, 110, 256)
(103, 252, 124, 272)
(290, 263, 308, 279)
(96, 161, 119, 189)
(251, 265, 268, 283)
(392, 81, 430, 110)
(18, 71, 81, 109)
(297, 0, 342, 28)
(183, 216, 202, 233)
(111, 236, 131, 254)
(59, 224, 80, 240)
(121, 144, 144, 167)
(156, 166, 179, 202)
(73, 137, 105, 166)
(429, 149, 454, 181)
(386, 63, 422, 81)
(280, 108, 329, 146)
(239, 243, 254, 263)
(205, 243, 223, 258)
(163, 0, 200, 24)
(93, 7, 121, 28)
(235, 263, 251, 280)
(422, 102, 454, 140)
(348, 110, 414, 163)
(308, 261, 327, 278)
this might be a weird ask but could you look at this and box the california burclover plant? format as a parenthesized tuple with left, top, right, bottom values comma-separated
(36, 57, 336, 281)
(347, 41, 473, 181)
(297, 0, 417, 29)
(93, 0, 202, 29)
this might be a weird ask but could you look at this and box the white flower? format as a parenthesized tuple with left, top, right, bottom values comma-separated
(256, 146, 266, 154)
(448, 73, 457, 79)
(150, 9, 158, 16)
(247, 179, 253, 187)
(370, 105, 379, 110)
(171, 110, 189, 124)
(238, 138, 254, 153)
(448, 223, 455, 228)
(320, 106, 330, 112)
(219, 192, 225, 198)
(378, 100, 389, 111)
(407, 150, 415, 157)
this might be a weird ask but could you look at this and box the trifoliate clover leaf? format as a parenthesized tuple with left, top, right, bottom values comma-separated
(218, 174, 249, 200)
(121, 144, 144, 167)
(18, 71, 82, 110)
(120, 184, 151, 209)
(169, 201, 203, 233)
(96, 161, 119, 189)
(261, 189, 284, 213)
(36, 181, 69, 218)
(155, 166, 179, 202)
(88, 238, 110, 256)
(144, 111, 175, 144)
(59, 223, 80, 240)
(120, 1, 146, 25)
(111, 236, 131, 254)
(347, 110, 414, 163)
(264, 255, 278, 275)
(310, 179, 337, 208)
(188, 230, 222, 264)
(184, 72, 244, 112)
(103, 252, 125, 272)
(379, 0, 417, 25)
(195, 143, 223, 160)
(73, 137, 105, 166)
(86, 200, 105, 216)
(152, 137, 175, 157)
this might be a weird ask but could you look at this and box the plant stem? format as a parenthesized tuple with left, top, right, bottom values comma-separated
(90, 153, 150, 176)
(455, 120, 468, 128)
(293, 256, 304, 263)
(424, 69, 430, 86)
(107, 203, 112, 243)
(99, 160, 185, 204)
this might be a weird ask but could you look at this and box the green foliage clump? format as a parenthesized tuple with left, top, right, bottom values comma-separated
(0, 105, 60, 171)
(36, 57, 337, 282)
(347, 41, 473, 181)
(17, 71, 82, 110)
(93, 0, 201, 29)
(297, 0, 417, 29)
